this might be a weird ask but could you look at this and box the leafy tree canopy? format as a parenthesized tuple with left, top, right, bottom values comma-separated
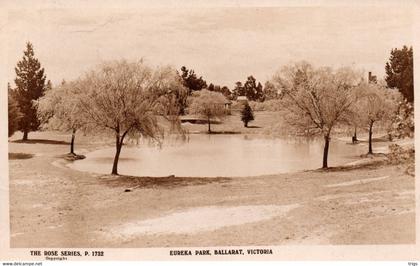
(8, 83, 22, 137)
(241, 103, 254, 127)
(273, 62, 361, 168)
(14, 42, 47, 140)
(76, 60, 186, 174)
(233, 76, 264, 101)
(385, 45, 413, 103)
(188, 89, 228, 133)
(179, 66, 208, 94)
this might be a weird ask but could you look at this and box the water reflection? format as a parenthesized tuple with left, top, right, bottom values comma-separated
(70, 134, 366, 177)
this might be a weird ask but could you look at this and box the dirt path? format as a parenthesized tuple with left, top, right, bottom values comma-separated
(8, 131, 415, 247)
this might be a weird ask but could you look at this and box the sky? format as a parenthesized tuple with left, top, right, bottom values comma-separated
(4, 3, 415, 89)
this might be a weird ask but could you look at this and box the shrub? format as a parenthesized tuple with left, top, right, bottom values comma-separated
(248, 99, 283, 111)
(387, 143, 414, 176)
(241, 103, 254, 127)
(388, 100, 414, 140)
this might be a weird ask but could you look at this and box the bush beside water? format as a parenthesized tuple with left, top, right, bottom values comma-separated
(387, 143, 414, 176)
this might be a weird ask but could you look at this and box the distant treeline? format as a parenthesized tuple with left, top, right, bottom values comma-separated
(7, 42, 414, 172)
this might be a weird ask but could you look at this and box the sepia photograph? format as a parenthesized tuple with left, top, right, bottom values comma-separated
(1, 0, 418, 262)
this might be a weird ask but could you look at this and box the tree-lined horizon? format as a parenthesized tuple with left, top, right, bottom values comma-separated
(8, 42, 414, 172)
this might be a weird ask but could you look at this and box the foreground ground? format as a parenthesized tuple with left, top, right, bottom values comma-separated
(8, 127, 415, 247)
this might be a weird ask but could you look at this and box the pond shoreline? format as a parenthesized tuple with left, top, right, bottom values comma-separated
(8, 130, 415, 247)
(66, 132, 377, 178)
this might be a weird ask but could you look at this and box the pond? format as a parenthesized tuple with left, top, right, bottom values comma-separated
(69, 134, 367, 177)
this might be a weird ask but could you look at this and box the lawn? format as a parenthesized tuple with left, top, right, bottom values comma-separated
(7, 129, 415, 247)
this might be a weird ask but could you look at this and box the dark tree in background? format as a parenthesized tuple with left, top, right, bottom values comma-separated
(178, 66, 208, 114)
(244, 76, 264, 102)
(233, 76, 264, 101)
(385, 46, 413, 103)
(241, 103, 254, 127)
(208, 84, 232, 99)
(208, 83, 215, 91)
(8, 83, 22, 137)
(14, 42, 47, 140)
(214, 85, 232, 99)
(232, 81, 245, 99)
(179, 66, 208, 94)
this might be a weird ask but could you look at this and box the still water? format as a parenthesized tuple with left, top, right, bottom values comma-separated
(70, 134, 367, 177)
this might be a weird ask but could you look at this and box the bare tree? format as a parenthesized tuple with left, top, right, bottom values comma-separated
(272, 62, 360, 168)
(37, 80, 88, 155)
(188, 90, 227, 133)
(342, 84, 367, 143)
(359, 82, 400, 154)
(77, 60, 186, 175)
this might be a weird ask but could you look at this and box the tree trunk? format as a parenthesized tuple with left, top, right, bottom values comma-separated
(353, 126, 357, 141)
(22, 131, 28, 141)
(111, 133, 122, 175)
(70, 128, 76, 154)
(245, 121, 248, 127)
(322, 135, 330, 169)
(368, 121, 374, 154)
(207, 117, 211, 133)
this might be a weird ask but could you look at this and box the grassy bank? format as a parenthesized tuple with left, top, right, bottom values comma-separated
(8, 130, 415, 247)
(181, 111, 286, 135)
(182, 111, 393, 141)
